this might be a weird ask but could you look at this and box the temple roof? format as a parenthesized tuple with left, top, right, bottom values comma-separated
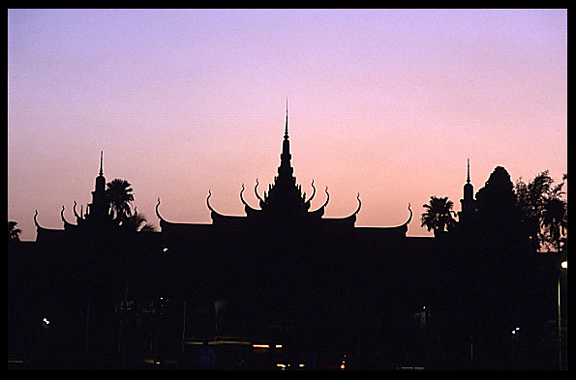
(154, 109, 416, 235)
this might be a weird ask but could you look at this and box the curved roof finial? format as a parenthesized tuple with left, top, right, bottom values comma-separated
(254, 179, 265, 206)
(240, 183, 260, 214)
(206, 190, 215, 212)
(34, 210, 40, 228)
(73, 201, 81, 220)
(240, 183, 247, 205)
(310, 186, 329, 213)
(155, 197, 165, 221)
(60, 205, 73, 226)
(307, 179, 316, 202)
(323, 186, 330, 208)
(403, 203, 413, 226)
(354, 193, 362, 215)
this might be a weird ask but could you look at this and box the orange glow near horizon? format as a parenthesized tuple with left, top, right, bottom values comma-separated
(8, 10, 566, 241)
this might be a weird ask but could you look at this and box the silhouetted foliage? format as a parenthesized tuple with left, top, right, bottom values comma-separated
(516, 170, 567, 252)
(120, 210, 155, 232)
(421, 196, 457, 236)
(106, 179, 134, 221)
(8, 221, 21, 243)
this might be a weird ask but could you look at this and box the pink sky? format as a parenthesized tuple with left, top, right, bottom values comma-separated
(8, 9, 567, 241)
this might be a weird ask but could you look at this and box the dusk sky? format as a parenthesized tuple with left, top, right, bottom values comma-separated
(8, 9, 567, 241)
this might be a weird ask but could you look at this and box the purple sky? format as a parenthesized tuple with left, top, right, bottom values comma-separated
(8, 9, 567, 241)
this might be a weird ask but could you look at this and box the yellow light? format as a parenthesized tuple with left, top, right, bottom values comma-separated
(561, 260, 567, 269)
(275, 344, 283, 349)
(299, 363, 305, 367)
(252, 344, 269, 348)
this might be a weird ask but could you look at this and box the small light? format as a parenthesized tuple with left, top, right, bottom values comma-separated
(299, 363, 305, 367)
(340, 363, 346, 370)
(253, 344, 269, 349)
(42, 318, 50, 325)
(162, 247, 169, 253)
(561, 260, 567, 269)
(275, 344, 283, 349)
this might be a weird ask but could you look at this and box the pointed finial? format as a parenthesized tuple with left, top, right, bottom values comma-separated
(284, 97, 289, 139)
(466, 158, 471, 184)
(99, 151, 104, 176)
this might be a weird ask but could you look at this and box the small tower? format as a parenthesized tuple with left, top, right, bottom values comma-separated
(459, 159, 476, 225)
(278, 98, 294, 182)
(87, 151, 110, 221)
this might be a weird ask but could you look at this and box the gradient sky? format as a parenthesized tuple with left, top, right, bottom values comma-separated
(8, 9, 567, 241)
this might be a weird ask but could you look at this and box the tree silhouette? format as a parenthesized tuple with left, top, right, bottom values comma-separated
(106, 179, 135, 221)
(8, 221, 21, 243)
(121, 210, 155, 232)
(540, 173, 567, 252)
(421, 196, 457, 236)
(515, 170, 567, 252)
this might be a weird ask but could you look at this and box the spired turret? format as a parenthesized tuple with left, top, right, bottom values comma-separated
(87, 151, 111, 222)
(199, 104, 368, 232)
(459, 159, 477, 225)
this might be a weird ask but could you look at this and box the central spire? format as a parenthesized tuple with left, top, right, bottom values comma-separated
(284, 97, 289, 140)
(279, 99, 293, 180)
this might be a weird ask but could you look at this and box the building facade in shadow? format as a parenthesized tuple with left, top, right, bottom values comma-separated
(9, 111, 563, 370)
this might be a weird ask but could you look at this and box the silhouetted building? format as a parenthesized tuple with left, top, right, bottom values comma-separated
(459, 159, 477, 226)
(8, 110, 563, 370)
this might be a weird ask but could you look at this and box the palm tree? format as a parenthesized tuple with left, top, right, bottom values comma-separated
(106, 179, 135, 221)
(121, 211, 155, 232)
(540, 175, 567, 252)
(421, 196, 457, 237)
(516, 171, 567, 252)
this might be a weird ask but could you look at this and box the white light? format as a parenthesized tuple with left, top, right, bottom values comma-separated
(275, 344, 283, 349)
(299, 363, 305, 367)
(42, 318, 50, 325)
(561, 261, 567, 269)
(162, 247, 169, 253)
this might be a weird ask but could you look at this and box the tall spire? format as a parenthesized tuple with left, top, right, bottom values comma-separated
(460, 158, 476, 225)
(90, 150, 108, 220)
(284, 97, 289, 140)
(278, 100, 294, 181)
(99, 151, 104, 176)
